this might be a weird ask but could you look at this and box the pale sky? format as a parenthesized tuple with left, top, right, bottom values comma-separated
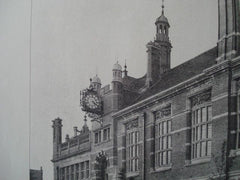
(0, 0, 218, 179)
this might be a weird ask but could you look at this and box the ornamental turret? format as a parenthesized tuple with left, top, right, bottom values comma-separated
(112, 62, 123, 111)
(91, 75, 102, 93)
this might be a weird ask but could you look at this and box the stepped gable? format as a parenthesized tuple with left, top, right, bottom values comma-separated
(133, 46, 218, 103)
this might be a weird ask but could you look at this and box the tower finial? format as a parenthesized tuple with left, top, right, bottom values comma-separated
(123, 59, 128, 77)
(162, 0, 165, 15)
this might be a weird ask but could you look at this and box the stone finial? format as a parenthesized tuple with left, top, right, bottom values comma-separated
(65, 134, 69, 142)
(73, 126, 78, 136)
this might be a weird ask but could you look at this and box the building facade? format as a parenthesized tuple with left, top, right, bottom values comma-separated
(30, 167, 43, 180)
(51, 1, 240, 180)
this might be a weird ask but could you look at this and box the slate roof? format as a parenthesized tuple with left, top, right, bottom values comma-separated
(122, 75, 146, 92)
(122, 47, 217, 106)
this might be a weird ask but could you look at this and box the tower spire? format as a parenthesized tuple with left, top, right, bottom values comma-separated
(162, 0, 164, 15)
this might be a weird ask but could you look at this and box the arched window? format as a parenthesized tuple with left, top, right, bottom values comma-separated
(164, 26, 167, 34)
(160, 25, 163, 33)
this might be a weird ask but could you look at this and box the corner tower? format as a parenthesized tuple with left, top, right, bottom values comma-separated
(52, 118, 62, 158)
(217, 0, 240, 61)
(146, 1, 172, 87)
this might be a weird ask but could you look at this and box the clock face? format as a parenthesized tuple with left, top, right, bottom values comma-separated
(85, 94, 100, 110)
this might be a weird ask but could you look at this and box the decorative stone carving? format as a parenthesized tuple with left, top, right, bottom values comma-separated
(156, 105, 171, 119)
(126, 118, 138, 130)
(191, 90, 211, 107)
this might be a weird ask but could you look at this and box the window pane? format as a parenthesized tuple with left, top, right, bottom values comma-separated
(207, 106, 212, 121)
(168, 136, 172, 148)
(136, 145, 139, 156)
(168, 151, 171, 164)
(238, 133, 240, 149)
(192, 128, 195, 142)
(163, 151, 167, 165)
(163, 136, 167, 149)
(201, 141, 206, 157)
(159, 123, 161, 136)
(135, 159, 138, 171)
(202, 124, 206, 139)
(103, 129, 107, 141)
(207, 124, 212, 138)
(95, 133, 98, 144)
(197, 143, 200, 158)
(107, 128, 110, 140)
(159, 152, 161, 166)
(99, 131, 101, 143)
(192, 144, 195, 159)
(167, 120, 171, 133)
(207, 141, 212, 156)
(196, 110, 198, 124)
(192, 111, 195, 125)
(202, 107, 206, 122)
(198, 109, 201, 123)
(163, 121, 167, 134)
(159, 137, 162, 150)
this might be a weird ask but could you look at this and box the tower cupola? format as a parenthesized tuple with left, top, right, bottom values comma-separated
(91, 74, 101, 92)
(112, 61, 122, 82)
(155, 1, 170, 42)
(112, 61, 123, 111)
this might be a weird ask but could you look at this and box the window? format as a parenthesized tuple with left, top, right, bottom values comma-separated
(95, 132, 98, 144)
(95, 128, 110, 144)
(155, 105, 172, 167)
(127, 131, 139, 172)
(70, 165, 74, 180)
(60, 167, 65, 180)
(107, 128, 110, 140)
(236, 85, 240, 149)
(191, 91, 212, 160)
(79, 161, 90, 179)
(66, 166, 69, 180)
(86, 161, 90, 178)
(76, 164, 79, 180)
(103, 128, 110, 141)
(98, 131, 102, 143)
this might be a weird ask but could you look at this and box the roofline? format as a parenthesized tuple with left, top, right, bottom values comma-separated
(113, 72, 204, 118)
(113, 57, 234, 119)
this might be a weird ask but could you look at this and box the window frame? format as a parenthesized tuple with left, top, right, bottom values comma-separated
(155, 109, 172, 168)
(126, 128, 140, 173)
(191, 101, 212, 160)
(236, 88, 240, 150)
